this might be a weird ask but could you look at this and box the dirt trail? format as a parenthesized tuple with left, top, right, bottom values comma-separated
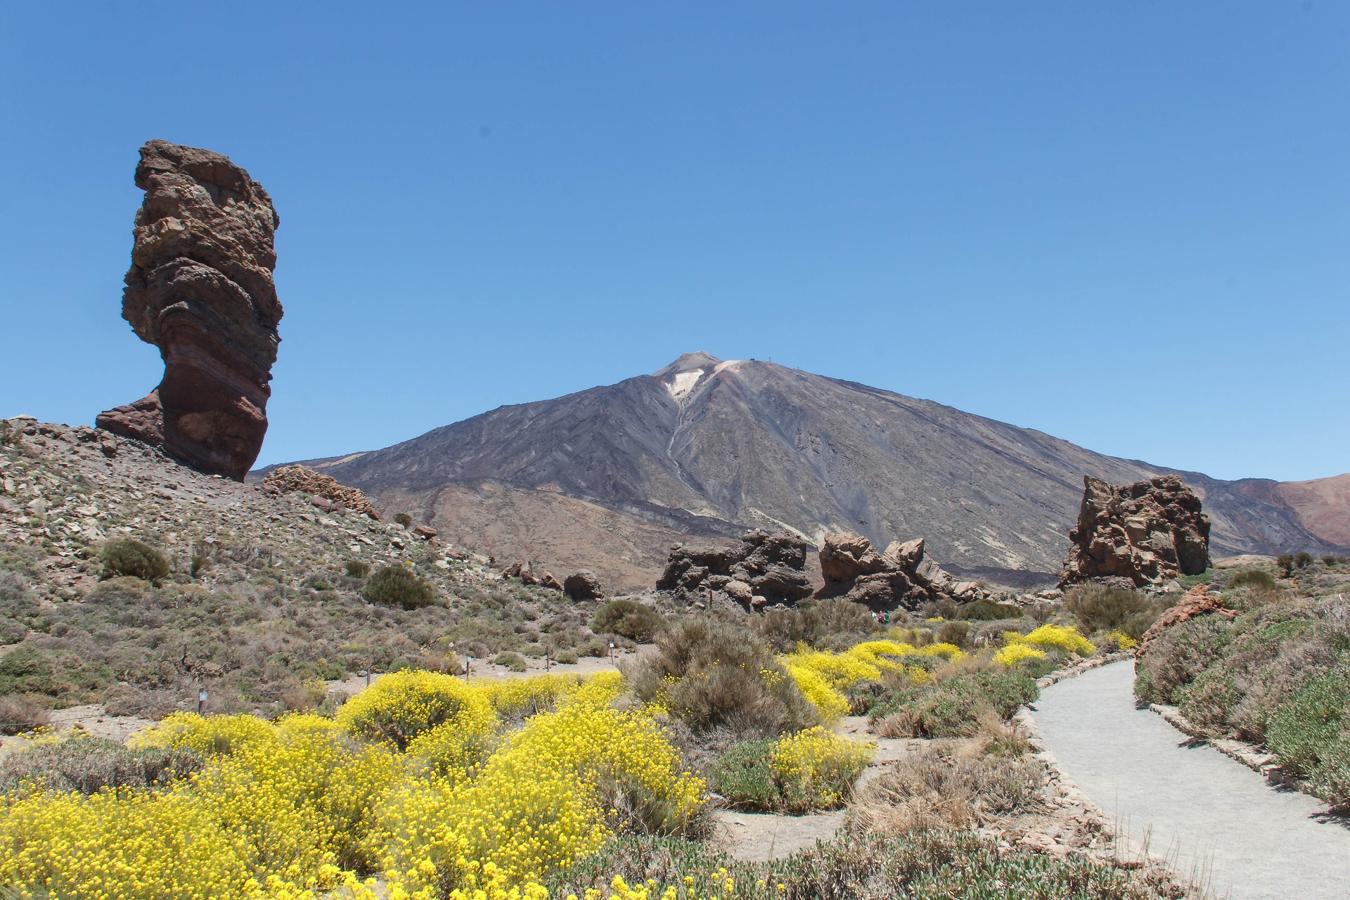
(1031, 660, 1350, 900)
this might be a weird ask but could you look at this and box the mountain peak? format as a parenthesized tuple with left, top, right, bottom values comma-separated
(654, 351, 722, 377)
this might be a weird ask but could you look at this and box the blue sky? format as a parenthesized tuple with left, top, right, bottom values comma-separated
(1, 1, 1346, 481)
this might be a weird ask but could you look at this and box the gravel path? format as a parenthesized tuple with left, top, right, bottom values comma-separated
(1031, 660, 1350, 899)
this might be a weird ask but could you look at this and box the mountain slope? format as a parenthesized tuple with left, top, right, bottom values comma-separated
(261, 353, 1346, 589)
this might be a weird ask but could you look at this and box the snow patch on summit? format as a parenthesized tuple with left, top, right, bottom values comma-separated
(665, 370, 704, 402)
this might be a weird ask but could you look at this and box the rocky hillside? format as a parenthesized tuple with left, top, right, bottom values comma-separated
(0, 417, 617, 720)
(259, 353, 1347, 591)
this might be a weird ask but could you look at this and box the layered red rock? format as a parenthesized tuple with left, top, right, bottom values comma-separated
(1059, 475, 1211, 588)
(261, 465, 380, 520)
(97, 140, 282, 480)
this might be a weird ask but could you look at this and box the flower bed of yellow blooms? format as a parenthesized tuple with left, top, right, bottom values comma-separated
(0, 670, 704, 900)
(784, 638, 962, 722)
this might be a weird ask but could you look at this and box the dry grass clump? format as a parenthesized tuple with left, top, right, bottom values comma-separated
(870, 663, 1038, 739)
(849, 718, 1041, 835)
(0, 693, 49, 735)
(754, 598, 880, 652)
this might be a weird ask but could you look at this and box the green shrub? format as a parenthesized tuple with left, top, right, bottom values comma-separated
(393, 512, 413, 528)
(1063, 584, 1159, 638)
(361, 565, 438, 610)
(1277, 554, 1295, 577)
(99, 539, 170, 583)
(955, 600, 1022, 621)
(1134, 616, 1233, 705)
(554, 649, 579, 665)
(935, 621, 970, 648)
(630, 620, 817, 737)
(344, 559, 370, 579)
(0, 646, 58, 698)
(1295, 552, 1314, 569)
(871, 669, 1038, 738)
(1266, 669, 1349, 784)
(0, 735, 202, 793)
(709, 739, 779, 810)
(493, 651, 528, 672)
(1226, 569, 1276, 591)
(590, 599, 664, 642)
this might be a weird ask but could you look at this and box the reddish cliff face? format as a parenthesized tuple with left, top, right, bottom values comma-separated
(97, 140, 282, 480)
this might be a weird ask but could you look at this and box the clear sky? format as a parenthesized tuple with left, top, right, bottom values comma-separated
(2, 2, 1346, 481)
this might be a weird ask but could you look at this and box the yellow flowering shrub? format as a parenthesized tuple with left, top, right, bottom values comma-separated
(336, 670, 496, 750)
(1007, 624, 1095, 657)
(374, 692, 705, 894)
(993, 643, 1048, 667)
(768, 727, 871, 812)
(131, 712, 277, 757)
(918, 642, 965, 661)
(0, 670, 694, 900)
(1107, 629, 1138, 651)
(786, 664, 849, 723)
(784, 648, 882, 689)
(478, 673, 592, 718)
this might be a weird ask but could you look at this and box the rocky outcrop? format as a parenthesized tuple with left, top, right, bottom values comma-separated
(563, 571, 604, 601)
(96, 140, 282, 481)
(501, 560, 563, 591)
(817, 531, 989, 610)
(657, 529, 813, 609)
(261, 465, 380, 520)
(1059, 475, 1211, 588)
(1136, 584, 1236, 657)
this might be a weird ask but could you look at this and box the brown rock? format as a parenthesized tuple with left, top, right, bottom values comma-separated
(819, 531, 886, 582)
(1136, 584, 1236, 656)
(563, 570, 604, 601)
(96, 140, 282, 480)
(537, 571, 563, 591)
(815, 532, 985, 611)
(1059, 475, 1211, 588)
(261, 465, 380, 520)
(657, 529, 813, 608)
(413, 525, 438, 541)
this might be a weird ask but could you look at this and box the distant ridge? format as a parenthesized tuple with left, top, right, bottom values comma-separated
(257, 354, 1347, 590)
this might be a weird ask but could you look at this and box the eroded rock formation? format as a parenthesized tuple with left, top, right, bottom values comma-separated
(817, 531, 988, 610)
(1059, 475, 1211, 588)
(501, 560, 563, 591)
(261, 465, 380, 520)
(97, 140, 282, 480)
(657, 530, 813, 609)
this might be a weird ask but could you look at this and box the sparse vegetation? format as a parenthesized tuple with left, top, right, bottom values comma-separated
(1227, 569, 1276, 591)
(99, 538, 170, 583)
(344, 559, 370, 578)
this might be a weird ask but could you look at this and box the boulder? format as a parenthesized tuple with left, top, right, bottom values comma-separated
(815, 532, 987, 611)
(819, 531, 885, 582)
(563, 570, 604, 601)
(657, 529, 813, 609)
(537, 571, 563, 592)
(1059, 475, 1211, 588)
(261, 465, 380, 520)
(97, 140, 282, 480)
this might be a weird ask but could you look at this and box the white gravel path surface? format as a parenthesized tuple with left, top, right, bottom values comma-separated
(1032, 660, 1350, 899)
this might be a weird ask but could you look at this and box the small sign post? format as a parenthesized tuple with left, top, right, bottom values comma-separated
(197, 689, 208, 715)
